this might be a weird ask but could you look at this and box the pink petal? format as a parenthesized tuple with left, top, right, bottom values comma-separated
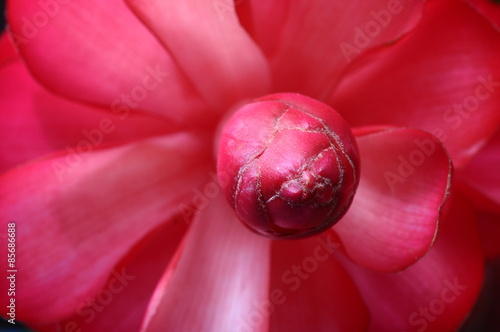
(141, 195, 272, 332)
(337, 193, 484, 332)
(331, 0, 500, 167)
(269, 229, 369, 332)
(461, 0, 500, 30)
(475, 210, 500, 259)
(334, 128, 451, 272)
(0, 33, 18, 63)
(0, 59, 175, 173)
(238, 0, 424, 98)
(7, 0, 209, 126)
(456, 129, 500, 212)
(0, 134, 212, 322)
(32, 216, 189, 332)
(126, 0, 271, 111)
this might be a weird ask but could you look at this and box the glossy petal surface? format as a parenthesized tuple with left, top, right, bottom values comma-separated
(338, 194, 484, 332)
(238, 0, 424, 98)
(127, 0, 271, 111)
(269, 230, 369, 332)
(141, 195, 271, 332)
(0, 134, 211, 322)
(33, 217, 188, 332)
(331, 0, 500, 167)
(457, 129, 500, 212)
(0, 59, 174, 172)
(334, 128, 451, 272)
(8, 0, 209, 126)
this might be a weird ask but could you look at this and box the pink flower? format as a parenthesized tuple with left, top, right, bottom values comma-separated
(0, 0, 499, 331)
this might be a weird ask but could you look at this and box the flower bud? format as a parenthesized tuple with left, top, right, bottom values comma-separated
(217, 93, 360, 239)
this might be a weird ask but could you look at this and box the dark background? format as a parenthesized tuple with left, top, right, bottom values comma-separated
(0, 0, 5, 32)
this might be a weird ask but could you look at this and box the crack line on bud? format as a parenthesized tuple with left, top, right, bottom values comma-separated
(237, 102, 356, 232)
(254, 161, 270, 226)
(217, 93, 360, 239)
(278, 101, 358, 184)
(239, 103, 351, 228)
(275, 127, 337, 135)
(232, 107, 292, 221)
(274, 103, 354, 180)
(271, 100, 359, 221)
(266, 146, 341, 207)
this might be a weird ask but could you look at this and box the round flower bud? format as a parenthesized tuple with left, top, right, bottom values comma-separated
(217, 93, 360, 239)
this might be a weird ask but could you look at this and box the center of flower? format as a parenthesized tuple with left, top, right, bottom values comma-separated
(217, 93, 360, 239)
